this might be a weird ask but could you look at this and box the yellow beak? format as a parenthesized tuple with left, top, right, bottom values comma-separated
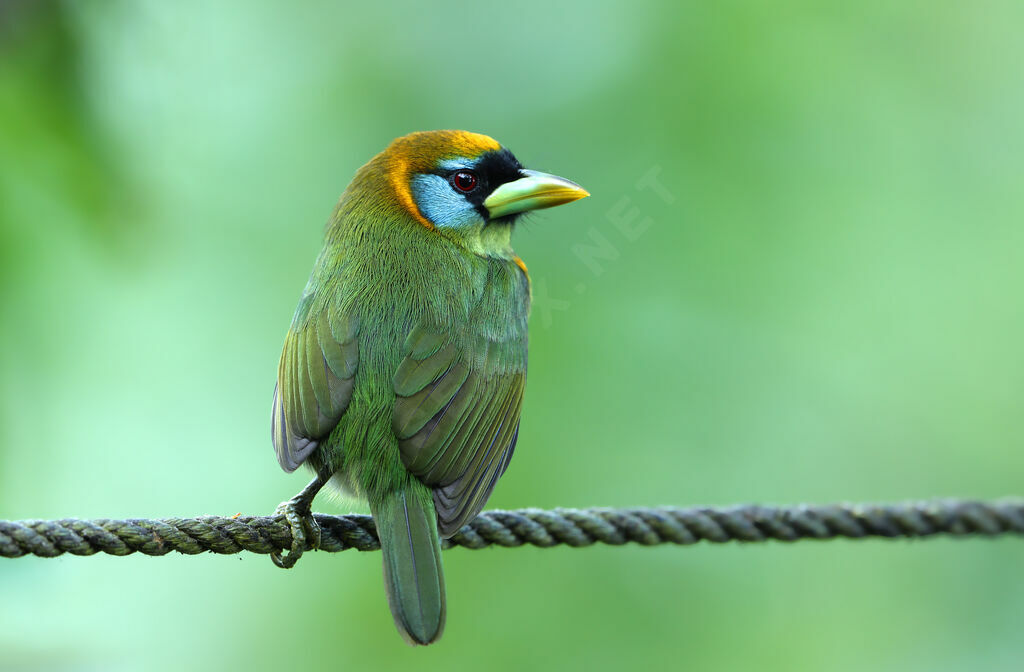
(483, 170, 589, 220)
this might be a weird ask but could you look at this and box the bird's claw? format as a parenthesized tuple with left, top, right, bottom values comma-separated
(270, 497, 321, 569)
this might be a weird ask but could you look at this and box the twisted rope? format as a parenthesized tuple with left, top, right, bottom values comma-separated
(2, 499, 1022, 559)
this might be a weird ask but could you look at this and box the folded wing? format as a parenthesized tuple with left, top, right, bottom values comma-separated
(272, 303, 359, 472)
(392, 324, 526, 536)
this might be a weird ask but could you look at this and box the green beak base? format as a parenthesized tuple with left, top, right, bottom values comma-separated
(483, 169, 589, 220)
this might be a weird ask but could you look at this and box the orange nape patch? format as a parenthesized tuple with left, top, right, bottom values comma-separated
(388, 156, 435, 230)
(384, 130, 503, 230)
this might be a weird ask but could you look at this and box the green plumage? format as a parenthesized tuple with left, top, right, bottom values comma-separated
(272, 134, 529, 645)
(373, 481, 447, 645)
(271, 130, 585, 645)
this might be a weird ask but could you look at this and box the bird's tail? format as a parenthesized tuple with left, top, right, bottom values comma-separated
(371, 481, 446, 645)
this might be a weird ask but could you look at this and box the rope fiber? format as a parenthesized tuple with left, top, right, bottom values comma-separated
(2, 499, 1022, 559)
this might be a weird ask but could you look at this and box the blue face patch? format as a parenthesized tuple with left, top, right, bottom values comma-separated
(410, 173, 485, 229)
(436, 159, 472, 171)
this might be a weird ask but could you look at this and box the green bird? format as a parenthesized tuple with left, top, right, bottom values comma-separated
(270, 130, 588, 645)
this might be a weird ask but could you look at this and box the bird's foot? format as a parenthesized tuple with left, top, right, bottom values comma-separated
(270, 495, 321, 569)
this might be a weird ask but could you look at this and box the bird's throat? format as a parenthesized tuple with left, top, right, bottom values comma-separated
(449, 220, 516, 261)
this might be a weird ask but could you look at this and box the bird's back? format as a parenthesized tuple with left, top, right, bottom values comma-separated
(269, 130, 584, 645)
(298, 173, 530, 525)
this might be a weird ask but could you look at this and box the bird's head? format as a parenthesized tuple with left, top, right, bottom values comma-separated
(372, 130, 588, 254)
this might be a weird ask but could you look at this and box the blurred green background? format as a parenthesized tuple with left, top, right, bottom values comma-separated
(2, 1, 1023, 670)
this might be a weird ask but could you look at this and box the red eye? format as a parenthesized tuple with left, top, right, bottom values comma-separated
(452, 170, 477, 192)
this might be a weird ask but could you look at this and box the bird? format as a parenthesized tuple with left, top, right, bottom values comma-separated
(270, 130, 588, 645)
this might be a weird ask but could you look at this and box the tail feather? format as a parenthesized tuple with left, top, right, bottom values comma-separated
(372, 484, 446, 645)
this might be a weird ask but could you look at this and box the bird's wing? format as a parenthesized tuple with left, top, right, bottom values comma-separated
(271, 301, 359, 472)
(392, 324, 526, 536)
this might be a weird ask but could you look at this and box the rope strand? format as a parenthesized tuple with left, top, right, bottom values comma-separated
(2, 499, 1022, 559)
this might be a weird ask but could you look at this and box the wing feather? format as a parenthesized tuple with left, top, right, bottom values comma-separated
(272, 304, 359, 472)
(392, 325, 526, 536)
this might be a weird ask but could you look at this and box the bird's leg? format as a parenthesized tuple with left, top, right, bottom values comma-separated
(270, 468, 330, 569)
